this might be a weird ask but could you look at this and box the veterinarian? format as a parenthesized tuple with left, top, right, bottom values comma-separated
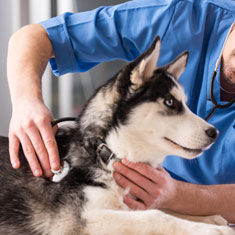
(7, 0, 235, 223)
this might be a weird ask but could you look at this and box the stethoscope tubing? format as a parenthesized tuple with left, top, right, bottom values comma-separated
(51, 117, 77, 127)
(205, 70, 235, 121)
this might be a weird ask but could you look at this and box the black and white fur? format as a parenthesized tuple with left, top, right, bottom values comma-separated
(0, 36, 233, 235)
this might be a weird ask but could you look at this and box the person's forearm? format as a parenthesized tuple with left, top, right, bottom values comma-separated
(7, 24, 53, 104)
(168, 181, 235, 223)
(113, 160, 235, 223)
(7, 24, 60, 176)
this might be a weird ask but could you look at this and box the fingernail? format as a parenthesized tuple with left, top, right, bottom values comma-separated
(34, 170, 42, 177)
(113, 162, 121, 170)
(122, 158, 129, 165)
(51, 162, 60, 171)
(12, 161, 19, 168)
(156, 164, 162, 170)
(112, 162, 117, 168)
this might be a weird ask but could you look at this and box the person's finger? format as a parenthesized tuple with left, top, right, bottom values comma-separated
(8, 133, 20, 169)
(113, 172, 149, 202)
(18, 131, 42, 177)
(37, 119, 60, 171)
(113, 161, 155, 193)
(123, 194, 146, 210)
(52, 124, 58, 135)
(25, 124, 52, 177)
(121, 158, 165, 184)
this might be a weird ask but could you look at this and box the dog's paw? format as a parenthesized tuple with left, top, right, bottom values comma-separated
(202, 215, 229, 226)
(212, 226, 235, 235)
(192, 225, 235, 235)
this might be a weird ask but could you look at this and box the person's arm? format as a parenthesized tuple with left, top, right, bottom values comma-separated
(7, 1, 176, 177)
(113, 159, 235, 223)
(7, 24, 60, 177)
(39, 1, 177, 76)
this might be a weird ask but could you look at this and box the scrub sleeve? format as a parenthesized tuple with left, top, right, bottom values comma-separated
(40, 0, 235, 185)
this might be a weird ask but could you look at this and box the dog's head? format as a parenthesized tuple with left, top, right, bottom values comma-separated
(107, 36, 218, 163)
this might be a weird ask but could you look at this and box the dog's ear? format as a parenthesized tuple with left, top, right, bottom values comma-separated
(130, 36, 161, 88)
(166, 51, 189, 80)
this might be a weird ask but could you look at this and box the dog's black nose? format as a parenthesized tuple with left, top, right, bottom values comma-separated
(205, 127, 218, 140)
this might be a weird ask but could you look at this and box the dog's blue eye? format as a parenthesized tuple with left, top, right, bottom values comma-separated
(164, 98, 174, 107)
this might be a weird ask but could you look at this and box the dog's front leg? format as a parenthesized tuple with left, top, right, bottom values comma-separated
(82, 209, 233, 235)
(163, 209, 229, 226)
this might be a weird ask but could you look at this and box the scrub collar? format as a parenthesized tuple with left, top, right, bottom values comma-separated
(205, 21, 235, 121)
(214, 21, 235, 71)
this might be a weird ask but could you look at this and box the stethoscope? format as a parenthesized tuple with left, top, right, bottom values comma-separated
(51, 117, 77, 127)
(205, 69, 235, 121)
(205, 22, 235, 121)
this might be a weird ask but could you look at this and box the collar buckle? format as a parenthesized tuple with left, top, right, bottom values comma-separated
(96, 142, 114, 163)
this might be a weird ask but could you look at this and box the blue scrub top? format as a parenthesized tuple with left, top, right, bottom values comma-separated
(41, 0, 235, 185)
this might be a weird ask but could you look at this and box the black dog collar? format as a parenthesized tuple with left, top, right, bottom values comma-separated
(95, 138, 115, 163)
(51, 117, 115, 164)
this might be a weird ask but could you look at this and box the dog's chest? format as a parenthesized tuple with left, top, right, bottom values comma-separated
(83, 177, 128, 212)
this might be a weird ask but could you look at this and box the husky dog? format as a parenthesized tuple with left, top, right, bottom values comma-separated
(0, 36, 234, 235)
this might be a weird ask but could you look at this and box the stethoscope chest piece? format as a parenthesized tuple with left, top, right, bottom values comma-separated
(51, 161, 70, 183)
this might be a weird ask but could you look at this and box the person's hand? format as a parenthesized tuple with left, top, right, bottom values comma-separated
(8, 98, 60, 177)
(113, 158, 177, 210)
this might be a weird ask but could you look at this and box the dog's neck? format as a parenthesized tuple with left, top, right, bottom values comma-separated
(105, 126, 166, 168)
